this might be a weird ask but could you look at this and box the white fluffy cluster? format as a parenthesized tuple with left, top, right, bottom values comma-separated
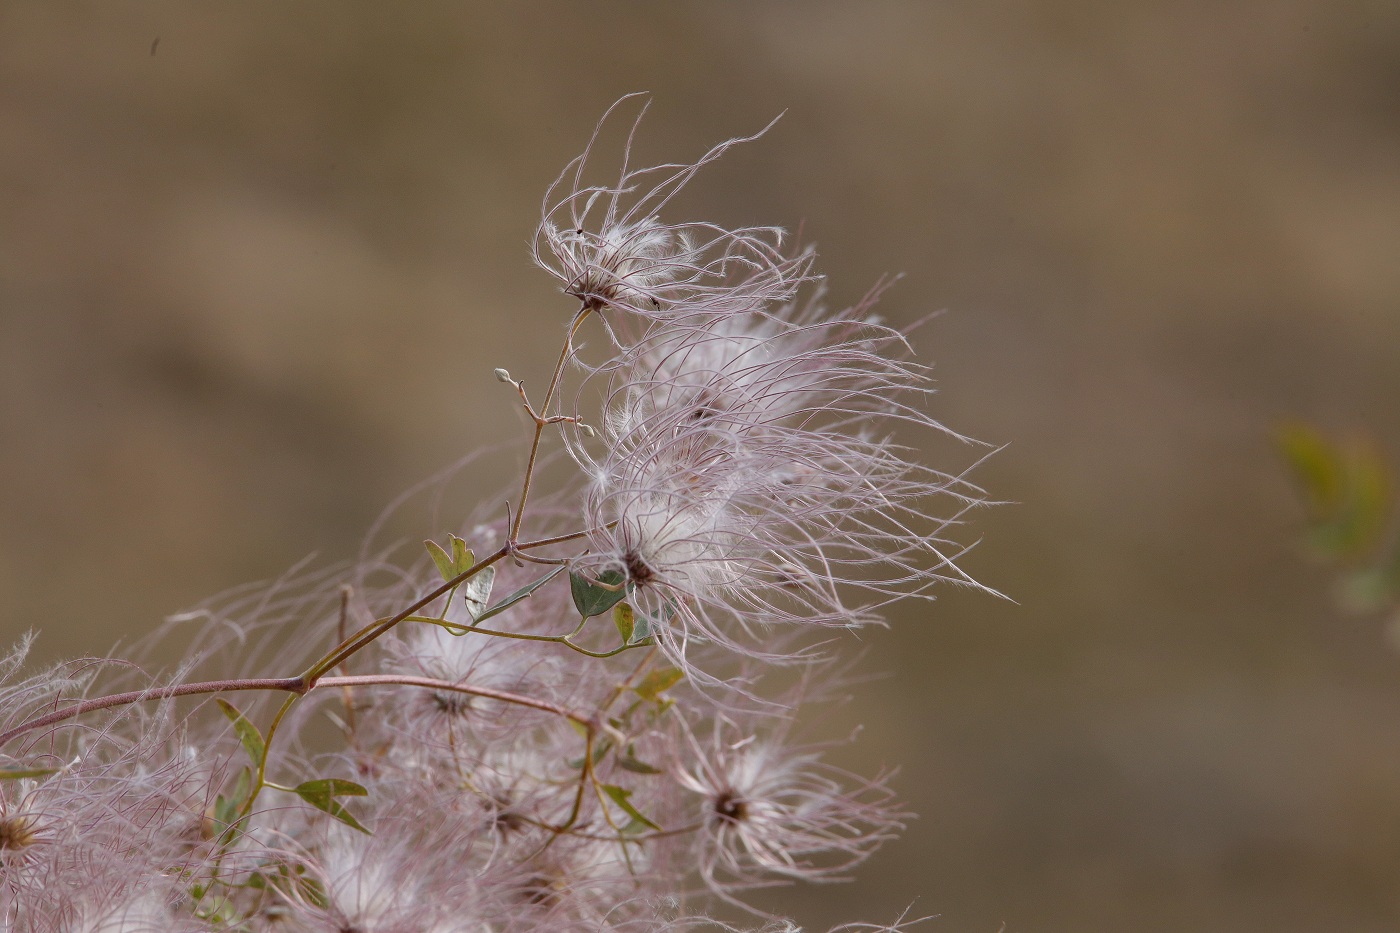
(0, 101, 986, 933)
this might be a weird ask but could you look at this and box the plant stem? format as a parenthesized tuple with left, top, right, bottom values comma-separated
(0, 678, 305, 749)
(0, 674, 594, 749)
(510, 305, 591, 544)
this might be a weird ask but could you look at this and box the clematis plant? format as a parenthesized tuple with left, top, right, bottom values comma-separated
(0, 96, 992, 933)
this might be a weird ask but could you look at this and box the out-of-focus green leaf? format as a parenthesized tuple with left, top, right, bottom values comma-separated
(613, 602, 635, 644)
(1278, 423, 1393, 560)
(1277, 422, 1344, 517)
(617, 747, 663, 775)
(633, 667, 683, 701)
(1338, 440, 1392, 554)
(600, 784, 660, 831)
(626, 599, 676, 646)
(210, 765, 253, 829)
(628, 612, 655, 646)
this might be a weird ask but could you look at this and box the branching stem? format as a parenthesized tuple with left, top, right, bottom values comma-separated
(509, 305, 591, 544)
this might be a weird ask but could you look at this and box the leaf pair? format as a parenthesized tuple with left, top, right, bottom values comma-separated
(425, 535, 475, 581)
(218, 699, 370, 833)
(426, 537, 497, 621)
(571, 571, 678, 649)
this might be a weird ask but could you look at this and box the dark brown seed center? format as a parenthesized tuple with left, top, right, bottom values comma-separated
(712, 790, 748, 825)
(623, 549, 655, 587)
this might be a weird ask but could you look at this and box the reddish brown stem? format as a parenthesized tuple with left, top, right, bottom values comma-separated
(0, 678, 306, 749)
(0, 674, 596, 751)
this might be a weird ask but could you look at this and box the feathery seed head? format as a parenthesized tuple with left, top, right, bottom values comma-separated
(676, 724, 903, 896)
(534, 97, 813, 336)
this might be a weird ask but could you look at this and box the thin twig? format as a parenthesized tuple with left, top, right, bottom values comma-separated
(510, 305, 591, 543)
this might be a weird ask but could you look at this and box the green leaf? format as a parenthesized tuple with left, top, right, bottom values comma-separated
(628, 613, 655, 646)
(600, 783, 661, 831)
(571, 570, 629, 618)
(473, 565, 567, 625)
(1339, 443, 1392, 553)
(1277, 422, 1344, 516)
(1277, 423, 1394, 559)
(633, 667, 683, 701)
(216, 699, 266, 766)
(613, 602, 635, 644)
(424, 539, 456, 582)
(231, 766, 251, 805)
(449, 535, 474, 575)
(295, 778, 368, 801)
(293, 778, 370, 833)
(210, 769, 252, 836)
(212, 794, 238, 828)
(425, 535, 475, 583)
(617, 748, 663, 775)
(0, 766, 57, 780)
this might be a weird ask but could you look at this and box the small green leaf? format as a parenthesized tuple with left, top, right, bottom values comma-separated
(571, 570, 629, 618)
(633, 667, 683, 701)
(294, 778, 370, 833)
(449, 535, 474, 575)
(613, 602, 635, 644)
(231, 766, 251, 805)
(628, 613, 655, 646)
(216, 699, 266, 766)
(473, 565, 567, 624)
(212, 794, 238, 828)
(1278, 423, 1394, 560)
(627, 599, 674, 646)
(0, 766, 57, 780)
(617, 748, 663, 775)
(1277, 422, 1344, 517)
(600, 783, 661, 831)
(295, 778, 369, 801)
(427, 536, 475, 581)
(424, 539, 456, 582)
(211, 767, 253, 831)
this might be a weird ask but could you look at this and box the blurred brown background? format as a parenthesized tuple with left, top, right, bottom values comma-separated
(3, 2, 1400, 930)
